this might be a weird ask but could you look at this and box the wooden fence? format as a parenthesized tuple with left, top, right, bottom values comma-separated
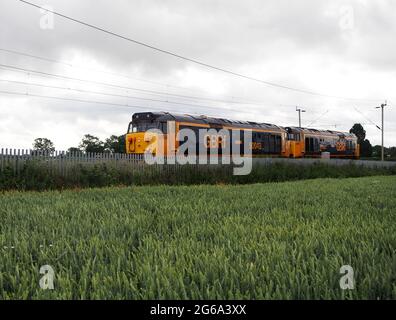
(0, 148, 146, 176)
(252, 157, 396, 168)
(1, 148, 396, 177)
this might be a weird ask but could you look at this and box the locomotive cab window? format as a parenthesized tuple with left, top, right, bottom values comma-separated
(305, 137, 319, 153)
(129, 121, 160, 133)
(159, 122, 167, 134)
(127, 122, 138, 133)
(287, 133, 300, 141)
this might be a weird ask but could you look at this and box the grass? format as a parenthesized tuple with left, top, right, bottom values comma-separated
(0, 176, 395, 299)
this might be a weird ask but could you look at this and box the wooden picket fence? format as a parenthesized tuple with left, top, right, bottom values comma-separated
(0, 149, 234, 179)
(0, 148, 146, 176)
(1, 148, 395, 177)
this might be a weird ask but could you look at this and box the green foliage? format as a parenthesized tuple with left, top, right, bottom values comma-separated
(74, 134, 126, 154)
(78, 134, 105, 153)
(104, 135, 126, 154)
(0, 176, 395, 299)
(0, 161, 395, 191)
(32, 138, 55, 154)
(350, 124, 366, 144)
(372, 145, 396, 160)
(66, 147, 83, 155)
(349, 124, 373, 157)
(361, 139, 373, 157)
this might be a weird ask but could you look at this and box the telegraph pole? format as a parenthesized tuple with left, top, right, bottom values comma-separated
(296, 107, 306, 128)
(376, 101, 387, 161)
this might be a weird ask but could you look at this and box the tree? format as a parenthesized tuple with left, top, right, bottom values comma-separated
(33, 138, 55, 154)
(360, 139, 373, 158)
(66, 147, 83, 156)
(78, 134, 105, 153)
(372, 145, 382, 158)
(349, 123, 366, 144)
(389, 147, 396, 159)
(104, 135, 126, 153)
(373, 145, 396, 160)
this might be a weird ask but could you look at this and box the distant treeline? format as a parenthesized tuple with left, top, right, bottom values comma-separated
(31, 135, 126, 155)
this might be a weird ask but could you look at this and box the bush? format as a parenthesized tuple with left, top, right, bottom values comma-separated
(1, 160, 395, 191)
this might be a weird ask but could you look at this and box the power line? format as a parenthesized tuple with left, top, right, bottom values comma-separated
(0, 87, 355, 128)
(0, 48, 73, 67)
(0, 89, 231, 118)
(0, 86, 354, 127)
(313, 123, 377, 129)
(0, 63, 378, 115)
(306, 110, 329, 127)
(0, 63, 293, 109)
(0, 89, 301, 123)
(0, 47, 217, 96)
(0, 78, 259, 115)
(353, 107, 381, 129)
(1, 48, 385, 110)
(0, 89, 149, 109)
(16, 0, 383, 102)
(0, 47, 292, 106)
(0, 67, 381, 131)
(0, 72, 379, 129)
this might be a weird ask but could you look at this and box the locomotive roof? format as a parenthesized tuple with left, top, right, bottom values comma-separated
(286, 126, 356, 138)
(132, 112, 355, 137)
(132, 112, 284, 131)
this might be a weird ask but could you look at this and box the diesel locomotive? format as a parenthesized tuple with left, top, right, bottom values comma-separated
(125, 112, 359, 158)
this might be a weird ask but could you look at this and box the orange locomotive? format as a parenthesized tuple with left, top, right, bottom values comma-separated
(126, 112, 359, 159)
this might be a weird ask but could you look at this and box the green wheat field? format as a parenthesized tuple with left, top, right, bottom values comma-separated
(0, 176, 395, 299)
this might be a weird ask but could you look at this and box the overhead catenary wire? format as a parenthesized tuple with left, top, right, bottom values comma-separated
(1, 47, 386, 110)
(306, 110, 329, 127)
(0, 47, 282, 106)
(0, 63, 294, 109)
(0, 64, 380, 130)
(0, 78, 261, 115)
(313, 123, 374, 128)
(0, 87, 358, 127)
(0, 63, 379, 116)
(0, 89, 303, 123)
(353, 107, 381, 129)
(0, 47, 219, 97)
(0, 89, 229, 118)
(16, 0, 383, 103)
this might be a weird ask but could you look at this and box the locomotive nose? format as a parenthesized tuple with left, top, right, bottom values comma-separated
(126, 133, 150, 154)
(127, 137, 136, 152)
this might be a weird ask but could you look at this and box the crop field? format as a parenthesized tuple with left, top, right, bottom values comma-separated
(0, 176, 395, 299)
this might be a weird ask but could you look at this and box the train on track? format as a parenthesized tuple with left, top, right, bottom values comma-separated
(125, 112, 360, 159)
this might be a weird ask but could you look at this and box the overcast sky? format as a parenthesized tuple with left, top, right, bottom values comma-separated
(0, 0, 395, 149)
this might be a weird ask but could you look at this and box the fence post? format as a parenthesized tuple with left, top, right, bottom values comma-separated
(58, 150, 62, 176)
(77, 150, 80, 166)
(25, 149, 28, 172)
(17, 149, 21, 175)
(0, 148, 3, 172)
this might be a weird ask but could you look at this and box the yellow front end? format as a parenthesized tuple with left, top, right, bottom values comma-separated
(126, 132, 145, 154)
(289, 140, 304, 158)
(126, 132, 165, 155)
